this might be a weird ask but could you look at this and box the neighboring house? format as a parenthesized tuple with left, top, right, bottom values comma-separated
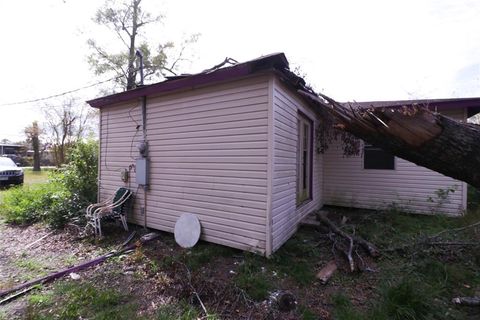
(0, 144, 22, 156)
(87, 53, 480, 256)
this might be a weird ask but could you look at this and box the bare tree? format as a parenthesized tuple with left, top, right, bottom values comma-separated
(88, 0, 199, 90)
(24, 122, 43, 171)
(43, 98, 96, 167)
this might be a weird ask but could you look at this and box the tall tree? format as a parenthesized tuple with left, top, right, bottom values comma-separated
(88, 0, 198, 90)
(24, 122, 42, 171)
(43, 98, 96, 167)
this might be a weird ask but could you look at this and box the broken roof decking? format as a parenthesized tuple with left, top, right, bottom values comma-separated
(88, 51, 480, 119)
(87, 53, 291, 109)
(346, 97, 480, 118)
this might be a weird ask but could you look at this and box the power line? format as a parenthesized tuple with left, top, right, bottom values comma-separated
(0, 75, 123, 107)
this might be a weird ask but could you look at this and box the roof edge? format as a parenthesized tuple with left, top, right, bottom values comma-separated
(87, 53, 288, 108)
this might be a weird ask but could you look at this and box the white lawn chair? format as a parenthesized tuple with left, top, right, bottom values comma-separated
(86, 187, 133, 237)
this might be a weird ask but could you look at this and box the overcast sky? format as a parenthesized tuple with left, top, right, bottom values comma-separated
(0, 0, 479, 141)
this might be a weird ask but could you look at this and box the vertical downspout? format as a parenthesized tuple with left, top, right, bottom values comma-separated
(142, 95, 147, 229)
(265, 76, 275, 256)
(97, 110, 102, 202)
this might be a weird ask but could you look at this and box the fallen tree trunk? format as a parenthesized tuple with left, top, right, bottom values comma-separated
(298, 90, 480, 189)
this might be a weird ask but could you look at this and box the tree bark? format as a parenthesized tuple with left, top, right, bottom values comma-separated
(32, 131, 40, 172)
(298, 90, 480, 189)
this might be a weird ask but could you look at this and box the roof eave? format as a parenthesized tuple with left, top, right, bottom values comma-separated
(87, 53, 289, 109)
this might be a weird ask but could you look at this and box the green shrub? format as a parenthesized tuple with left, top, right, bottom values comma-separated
(59, 139, 98, 204)
(0, 140, 98, 227)
(0, 181, 69, 225)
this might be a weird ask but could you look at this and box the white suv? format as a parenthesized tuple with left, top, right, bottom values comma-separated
(0, 157, 24, 186)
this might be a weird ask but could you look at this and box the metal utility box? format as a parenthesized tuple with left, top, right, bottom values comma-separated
(136, 158, 148, 186)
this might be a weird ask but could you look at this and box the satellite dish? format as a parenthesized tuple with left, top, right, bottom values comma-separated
(174, 213, 201, 248)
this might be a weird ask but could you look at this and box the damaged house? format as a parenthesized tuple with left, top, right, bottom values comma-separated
(87, 53, 480, 256)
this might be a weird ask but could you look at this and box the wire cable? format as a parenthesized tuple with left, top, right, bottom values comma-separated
(0, 75, 124, 107)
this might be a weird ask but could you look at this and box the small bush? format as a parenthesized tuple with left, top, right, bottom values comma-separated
(0, 140, 98, 227)
(0, 181, 69, 225)
(58, 139, 98, 204)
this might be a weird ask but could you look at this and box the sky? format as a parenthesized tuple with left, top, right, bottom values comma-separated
(0, 0, 479, 142)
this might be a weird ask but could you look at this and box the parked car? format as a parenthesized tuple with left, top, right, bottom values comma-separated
(0, 157, 24, 186)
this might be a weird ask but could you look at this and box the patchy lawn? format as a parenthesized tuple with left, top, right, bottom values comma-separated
(0, 208, 480, 319)
(22, 169, 51, 186)
(0, 169, 50, 202)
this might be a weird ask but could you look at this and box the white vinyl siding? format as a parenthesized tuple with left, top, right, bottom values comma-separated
(99, 76, 270, 254)
(271, 79, 323, 252)
(323, 108, 467, 216)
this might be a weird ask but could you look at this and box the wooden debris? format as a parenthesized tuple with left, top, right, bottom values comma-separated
(316, 260, 337, 284)
(24, 231, 54, 249)
(316, 211, 380, 258)
(452, 296, 480, 306)
(0, 285, 39, 305)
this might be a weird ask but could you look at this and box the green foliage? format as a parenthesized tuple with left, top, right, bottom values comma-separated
(332, 293, 364, 320)
(234, 254, 272, 301)
(271, 230, 321, 285)
(181, 242, 236, 270)
(0, 140, 98, 227)
(26, 282, 137, 320)
(156, 301, 200, 320)
(467, 185, 480, 210)
(57, 139, 98, 204)
(0, 180, 69, 225)
(298, 305, 318, 320)
(375, 280, 432, 320)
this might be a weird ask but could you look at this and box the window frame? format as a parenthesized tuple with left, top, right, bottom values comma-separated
(296, 111, 313, 206)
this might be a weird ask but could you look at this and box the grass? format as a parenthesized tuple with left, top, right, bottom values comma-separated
(2, 203, 479, 319)
(25, 282, 138, 320)
(0, 169, 50, 202)
(329, 206, 480, 320)
(23, 169, 50, 186)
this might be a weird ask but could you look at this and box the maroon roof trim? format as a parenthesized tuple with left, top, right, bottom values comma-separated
(87, 53, 289, 108)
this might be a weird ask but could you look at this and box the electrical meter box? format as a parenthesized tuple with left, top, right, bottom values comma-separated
(136, 158, 148, 186)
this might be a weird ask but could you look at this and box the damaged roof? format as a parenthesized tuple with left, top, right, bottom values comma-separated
(87, 52, 480, 118)
(87, 53, 296, 108)
(350, 97, 480, 118)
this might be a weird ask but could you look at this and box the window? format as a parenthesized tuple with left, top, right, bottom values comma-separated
(364, 144, 395, 169)
(297, 113, 313, 205)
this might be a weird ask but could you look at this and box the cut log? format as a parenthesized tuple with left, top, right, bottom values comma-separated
(298, 90, 480, 190)
(452, 296, 480, 306)
(316, 260, 337, 284)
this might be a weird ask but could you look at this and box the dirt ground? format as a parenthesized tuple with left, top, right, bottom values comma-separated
(1, 210, 479, 319)
(0, 218, 371, 319)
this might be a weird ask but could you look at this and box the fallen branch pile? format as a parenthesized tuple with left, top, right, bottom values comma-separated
(314, 210, 380, 280)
